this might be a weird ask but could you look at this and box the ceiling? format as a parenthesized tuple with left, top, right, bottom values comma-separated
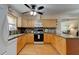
(9, 4, 79, 19)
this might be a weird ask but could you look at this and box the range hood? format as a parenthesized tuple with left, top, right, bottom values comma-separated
(34, 15, 43, 27)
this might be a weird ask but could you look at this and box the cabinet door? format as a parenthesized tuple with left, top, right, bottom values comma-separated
(41, 19, 57, 27)
(27, 20, 34, 27)
(21, 35, 27, 46)
(44, 34, 51, 43)
(17, 36, 22, 54)
(51, 34, 55, 46)
(17, 17, 22, 27)
(59, 37, 66, 55)
(17, 35, 27, 54)
(53, 35, 66, 55)
(22, 19, 34, 27)
(26, 34, 34, 43)
(21, 19, 28, 27)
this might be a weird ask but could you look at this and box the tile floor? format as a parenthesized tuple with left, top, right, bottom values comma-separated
(18, 44, 60, 55)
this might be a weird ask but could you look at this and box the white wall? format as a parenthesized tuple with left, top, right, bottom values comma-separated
(0, 5, 8, 55)
(56, 18, 79, 35)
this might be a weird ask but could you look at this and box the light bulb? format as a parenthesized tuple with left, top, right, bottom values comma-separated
(33, 12, 37, 16)
(30, 11, 33, 15)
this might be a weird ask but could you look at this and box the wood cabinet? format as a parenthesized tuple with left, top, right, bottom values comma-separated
(41, 19, 57, 28)
(17, 34, 34, 54)
(51, 34, 55, 46)
(44, 33, 66, 54)
(26, 33, 34, 44)
(51, 34, 79, 55)
(51, 34, 66, 55)
(66, 39, 79, 55)
(16, 17, 22, 27)
(17, 34, 27, 54)
(21, 16, 34, 27)
(44, 33, 53, 44)
(54, 35, 66, 55)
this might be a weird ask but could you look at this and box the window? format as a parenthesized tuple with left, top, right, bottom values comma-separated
(7, 14, 17, 31)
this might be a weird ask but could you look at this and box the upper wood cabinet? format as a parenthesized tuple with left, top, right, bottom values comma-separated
(17, 18, 22, 27)
(17, 15, 57, 28)
(22, 19, 35, 27)
(21, 16, 35, 27)
(41, 19, 57, 28)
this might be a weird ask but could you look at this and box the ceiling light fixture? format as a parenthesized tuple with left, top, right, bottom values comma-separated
(33, 11, 37, 16)
(30, 11, 37, 16)
(30, 11, 33, 15)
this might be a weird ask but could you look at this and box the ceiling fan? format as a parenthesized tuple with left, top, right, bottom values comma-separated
(22, 4, 44, 16)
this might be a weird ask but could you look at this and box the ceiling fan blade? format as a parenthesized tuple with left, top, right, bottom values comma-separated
(22, 11, 29, 14)
(37, 12, 43, 15)
(38, 6, 44, 10)
(24, 4, 31, 8)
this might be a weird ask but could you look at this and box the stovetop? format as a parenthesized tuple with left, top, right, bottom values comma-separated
(33, 27, 43, 34)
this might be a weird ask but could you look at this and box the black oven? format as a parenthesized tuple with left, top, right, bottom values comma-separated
(34, 27, 43, 42)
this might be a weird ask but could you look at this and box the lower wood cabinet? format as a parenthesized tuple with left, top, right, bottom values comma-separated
(51, 34, 79, 55)
(17, 34, 34, 54)
(44, 33, 51, 44)
(17, 34, 27, 54)
(53, 35, 66, 54)
(26, 33, 34, 44)
(66, 39, 79, 55)
(51, 34, 66, 55)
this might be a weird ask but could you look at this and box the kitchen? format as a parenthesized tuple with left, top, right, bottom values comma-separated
(0, 4, 79, 55)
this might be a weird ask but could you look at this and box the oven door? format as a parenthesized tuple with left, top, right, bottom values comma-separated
(34, 33, 43, 42)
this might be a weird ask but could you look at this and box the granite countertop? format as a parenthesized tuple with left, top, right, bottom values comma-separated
(44, 32, 79, 39)
(56, 33, 79, 39)
(8, 34, 23, 41)
(8, 32, 79, 41)
(44, 32, 56, 34)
